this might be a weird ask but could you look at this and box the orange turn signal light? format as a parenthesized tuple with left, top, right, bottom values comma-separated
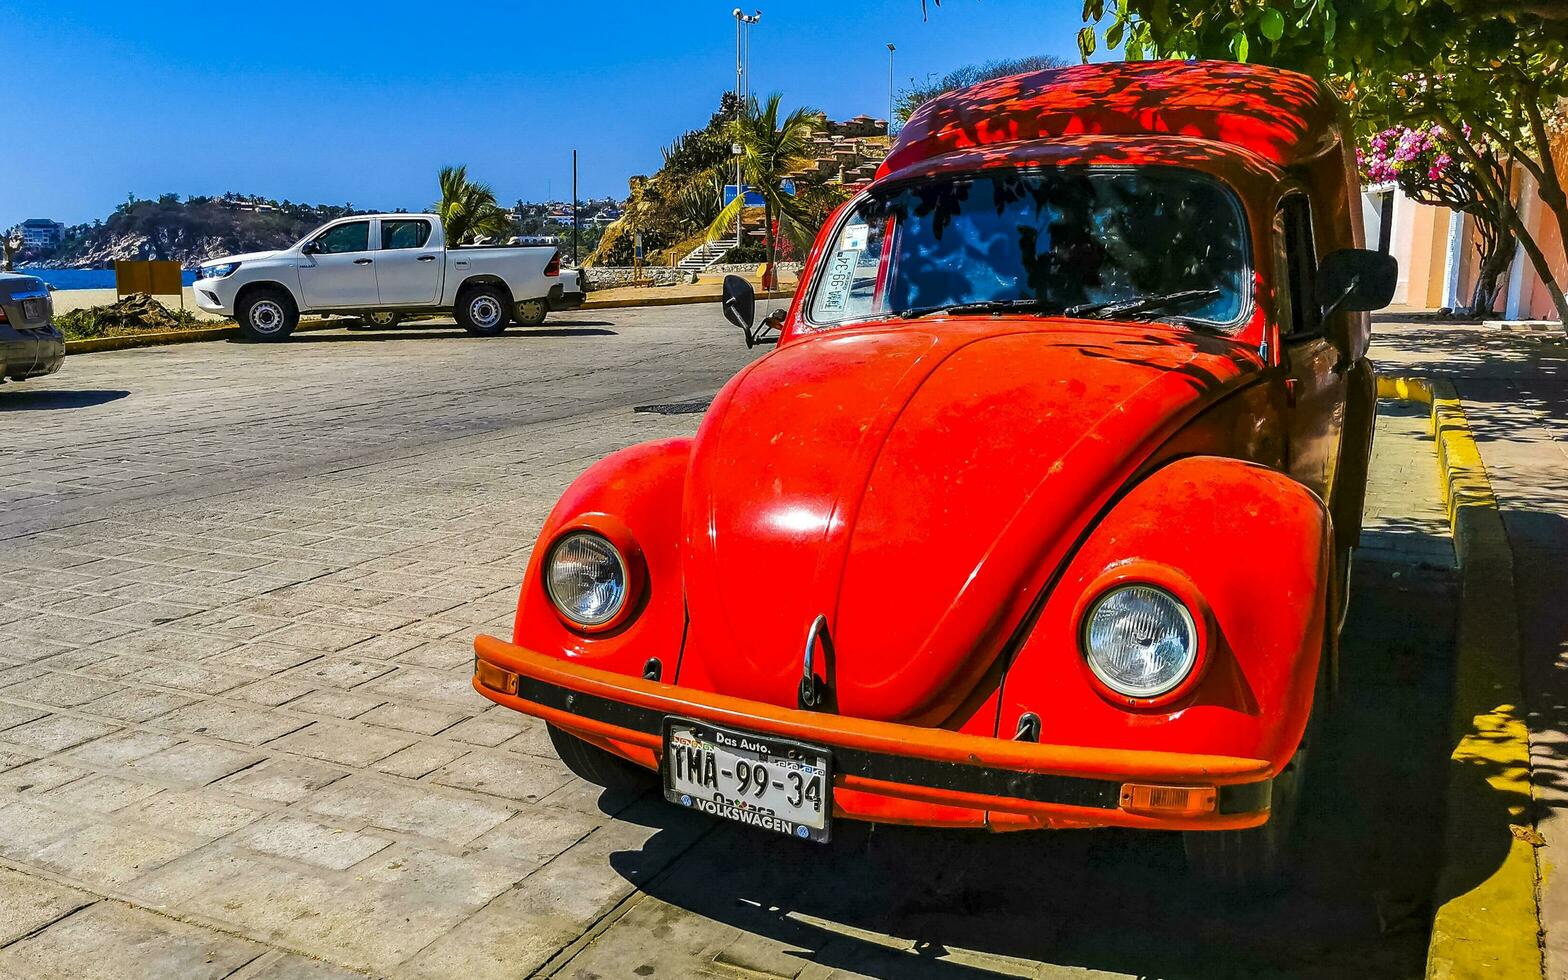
(1118, 782, 1218, 817)
(475, 659, 519, 696)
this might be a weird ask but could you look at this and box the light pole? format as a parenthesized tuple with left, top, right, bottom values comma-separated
(887, 43, 896, 133)
(732, 8, 760, 244)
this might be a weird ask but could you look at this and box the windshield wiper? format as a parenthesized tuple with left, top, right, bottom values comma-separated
(1064, 288, 1222, 321)
(895, 298, 1060, 320)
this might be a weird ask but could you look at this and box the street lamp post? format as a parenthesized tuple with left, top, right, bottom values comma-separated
(732, 8, 760, 244)
(887, 43, 896, 133)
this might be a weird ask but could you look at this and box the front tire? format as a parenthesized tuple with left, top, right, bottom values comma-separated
(236, 288, 298, 342)
(546, 724, 653, 792)
(456, 285, 511, 336)
(513, 298, 548, 327)
(1183, 647, 1328, 895)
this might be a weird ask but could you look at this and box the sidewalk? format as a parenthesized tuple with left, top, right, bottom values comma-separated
(1372, 319, 1568, 978)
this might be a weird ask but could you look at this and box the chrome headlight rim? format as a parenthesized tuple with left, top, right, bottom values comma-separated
(1078, 576, 1206, 705)
(543, 528, 634, 631)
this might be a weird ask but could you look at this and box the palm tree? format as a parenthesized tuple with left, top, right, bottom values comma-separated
(706, 93, 823, 272)
(435, 166, 513, 245)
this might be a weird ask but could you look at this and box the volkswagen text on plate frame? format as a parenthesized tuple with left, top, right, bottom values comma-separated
(473, 61, 1396, 886)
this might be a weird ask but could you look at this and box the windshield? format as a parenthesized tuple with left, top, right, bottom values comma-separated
(806, 168, 1250, 329)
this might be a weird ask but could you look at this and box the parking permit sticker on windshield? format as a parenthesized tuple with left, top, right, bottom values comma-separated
(839, 223, 869, 252)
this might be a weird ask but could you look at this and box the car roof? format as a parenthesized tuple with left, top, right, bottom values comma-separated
(881, 60, 1345, 180)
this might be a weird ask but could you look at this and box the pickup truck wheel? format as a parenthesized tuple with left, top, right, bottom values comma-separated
(237, 288, 298, 342)
(546, 723, 654, 792)
(514, 299, 548, 327)
(457, 286, 511, 336)
(364, 311, 401, 328)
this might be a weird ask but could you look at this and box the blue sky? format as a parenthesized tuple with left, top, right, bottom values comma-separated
(5, 1, 1091, 227)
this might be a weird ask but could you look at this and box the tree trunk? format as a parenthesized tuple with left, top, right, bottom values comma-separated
(764, 198, 776, 291)
(1468, 208, 1514, 316)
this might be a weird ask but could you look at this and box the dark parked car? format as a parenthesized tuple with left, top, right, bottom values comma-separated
(0, 273, 65, 383)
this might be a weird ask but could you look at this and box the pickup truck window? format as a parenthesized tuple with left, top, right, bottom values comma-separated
(381, 220, 432, 250)
(314, 221, 370, 255)
(806, 168, 1249, 330)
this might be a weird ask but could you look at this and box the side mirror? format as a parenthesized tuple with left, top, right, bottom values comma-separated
(1317, 248, 1397, 320)
(301, 240, 320, 255)
(722, 274, 755, 333)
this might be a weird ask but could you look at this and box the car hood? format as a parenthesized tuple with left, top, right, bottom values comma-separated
(678, 318, 1258, 724)
(202, 250, 278, 267)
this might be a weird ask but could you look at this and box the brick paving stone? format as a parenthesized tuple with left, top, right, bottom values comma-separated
(372, 741, 470, 780)
(0, 700, 46, 732)
(218, 757, 351, 804)
(303, 774, 515, 844)
(0, 901, 264, 979)
(129, 789, 273, 840)
(29, 821, 199, 889)
(82, 686, 199, 722)
(0, 865, 94, 946)
(286, 688, 387, 720)
(153, 700, 312, 745)
(441, 710, 534, 748)
(274, 720, 416, 768)
(1, 715, 120, 753)
(0, 671, 123, 707)
(42, 774, 165, 813)
(127, 740, 265, 787)
(427, 748, 574, 804)
(65, 729, 184, 766)
(288, 657, 395, 690)
(231, 813, 393, 870)
(358, 701, 469, 736)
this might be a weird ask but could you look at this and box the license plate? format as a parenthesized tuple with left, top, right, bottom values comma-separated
(21, 299, 40, 320)
(662, 718, 831, 842)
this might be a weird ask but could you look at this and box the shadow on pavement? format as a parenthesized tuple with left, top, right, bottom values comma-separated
(0, 388, 130, 411)
(239, 324, 618, 345)
(594, 552, 1457, 979)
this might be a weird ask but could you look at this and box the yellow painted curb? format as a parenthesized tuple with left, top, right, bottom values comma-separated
(1377, 375, 1543, 980)
(63, 317, 337, 355)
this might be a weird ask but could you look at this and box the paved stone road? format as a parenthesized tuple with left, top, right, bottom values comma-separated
(0, 314, 1457, 978)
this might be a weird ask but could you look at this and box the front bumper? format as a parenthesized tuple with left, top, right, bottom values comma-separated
(473, 635, 1275, 831)
(2, 326, 65, 380)
(192, 277, 234, 315)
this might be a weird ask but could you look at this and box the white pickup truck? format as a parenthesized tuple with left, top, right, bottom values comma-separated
(194, 213, 583, 341)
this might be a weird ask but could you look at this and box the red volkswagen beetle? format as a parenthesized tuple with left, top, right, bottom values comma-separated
(474, 60, 1396, 888)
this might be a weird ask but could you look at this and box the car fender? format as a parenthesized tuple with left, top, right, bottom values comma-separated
(512, 437, 692, 681)
(997, 455, 1331, 775)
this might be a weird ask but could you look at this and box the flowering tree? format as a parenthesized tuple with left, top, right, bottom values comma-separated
(1071, 0, 1568, 325)
(1359, 125, 1515, 315)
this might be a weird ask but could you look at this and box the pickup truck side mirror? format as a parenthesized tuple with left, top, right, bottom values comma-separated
(1317, 248, 1397, 319)
(722, 274, 755, 333)
(301, 240, 320, 255)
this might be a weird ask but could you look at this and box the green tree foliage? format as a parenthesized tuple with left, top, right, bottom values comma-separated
(705, 93, 824, 268)
(590, 93, 743, 267)
(896, 54, 1067, 122)
(1078, 0, 1568, 321)
(434, 165, 512, 245)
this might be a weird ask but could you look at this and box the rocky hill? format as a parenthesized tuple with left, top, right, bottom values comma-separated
(35, 195, 360, 269)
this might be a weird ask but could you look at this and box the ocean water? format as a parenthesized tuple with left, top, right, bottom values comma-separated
(14, 267, 198, 290)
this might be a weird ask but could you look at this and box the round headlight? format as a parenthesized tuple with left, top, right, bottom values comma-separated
(1082, 584, 1198, 699)
(545, 531, 628, 627)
